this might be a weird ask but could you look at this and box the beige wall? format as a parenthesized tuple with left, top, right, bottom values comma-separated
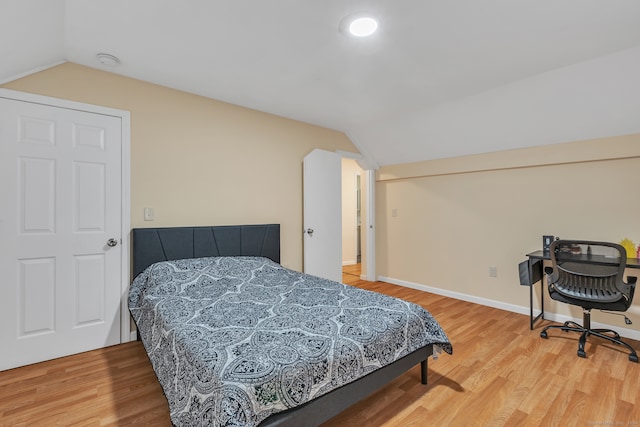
(376, 134, 640, 334)
(3, 62, 357, 271)
(7, 62, 639, 334)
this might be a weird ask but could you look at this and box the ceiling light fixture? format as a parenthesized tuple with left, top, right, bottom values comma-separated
(339, 13, 379, 38)
(96, 53, 121, 67)
(349, 17, 378, 37)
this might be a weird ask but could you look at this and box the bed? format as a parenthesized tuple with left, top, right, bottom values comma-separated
(129, 224, 452, 426)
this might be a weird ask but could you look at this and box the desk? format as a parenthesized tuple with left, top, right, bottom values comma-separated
(524, 250, 640, 329)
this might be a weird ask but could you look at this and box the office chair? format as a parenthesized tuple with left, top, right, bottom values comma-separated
(540, 240, 638, 362)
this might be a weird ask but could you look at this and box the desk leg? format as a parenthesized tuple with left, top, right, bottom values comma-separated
(529, 268, 534, 330)
(540, 273, 544, 322)
(529, 259, 544, 329)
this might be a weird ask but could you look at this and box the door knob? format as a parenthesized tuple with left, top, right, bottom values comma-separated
(107, 238, 118, 247)
(306, 228, 314, 236)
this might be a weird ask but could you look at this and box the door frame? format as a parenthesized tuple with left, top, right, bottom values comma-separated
(0, 88, 132, 343)
(363, 169, 375, 281)
(354, 170, 361, 265)
(338, 151, 376, 281)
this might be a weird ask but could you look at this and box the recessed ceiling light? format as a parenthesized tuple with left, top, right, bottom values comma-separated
(349, 17, 378, 37)
(339, 13, 379, 38)
(96, 53, 121, 67)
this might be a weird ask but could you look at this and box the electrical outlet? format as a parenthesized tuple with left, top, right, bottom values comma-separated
(489, 266, 497, 277)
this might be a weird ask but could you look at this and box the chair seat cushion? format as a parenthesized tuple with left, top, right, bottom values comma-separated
(548, 285, 628, 311)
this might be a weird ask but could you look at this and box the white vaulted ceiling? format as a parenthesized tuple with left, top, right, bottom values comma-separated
(3, 0, 640, 167)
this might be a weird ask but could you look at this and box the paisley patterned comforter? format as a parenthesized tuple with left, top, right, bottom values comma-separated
(129, 256, 451, 426)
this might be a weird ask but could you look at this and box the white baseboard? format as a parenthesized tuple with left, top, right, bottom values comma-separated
(379, 275, 640, 342)
(342, 260, 357, 266)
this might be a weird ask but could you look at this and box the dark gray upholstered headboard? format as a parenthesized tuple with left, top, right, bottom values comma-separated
(132, 224, 280, 278)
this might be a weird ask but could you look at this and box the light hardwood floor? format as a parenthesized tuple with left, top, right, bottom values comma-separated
(1, 266, 639, 426)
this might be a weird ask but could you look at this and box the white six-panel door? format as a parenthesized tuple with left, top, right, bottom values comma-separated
(0, 95, 123, 371)
(303, 149, 342, 282)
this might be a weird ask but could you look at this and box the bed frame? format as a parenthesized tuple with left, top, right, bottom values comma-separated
(131, 224, 434, 426)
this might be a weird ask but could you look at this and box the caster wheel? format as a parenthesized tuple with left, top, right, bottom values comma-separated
(629, 354, 639, 363)
(577, 350, 586, 358)
(540, 331, 548, 339)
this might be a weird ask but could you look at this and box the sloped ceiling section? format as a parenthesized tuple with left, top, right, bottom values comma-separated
(350, 46, 640, 165)
(3, 0, 640, 167)
(0, 0, 65, 83)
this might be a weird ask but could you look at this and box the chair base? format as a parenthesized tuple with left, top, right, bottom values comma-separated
(541, 321, 638, 363)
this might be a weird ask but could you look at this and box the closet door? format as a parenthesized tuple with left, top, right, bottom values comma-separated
(303, 148, 342, 282)
(0, 95, 123, 371)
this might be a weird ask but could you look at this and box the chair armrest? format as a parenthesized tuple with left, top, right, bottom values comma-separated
(625, 276, 637, 302)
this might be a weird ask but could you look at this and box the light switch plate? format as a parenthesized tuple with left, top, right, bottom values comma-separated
(144, 207, 154, 221)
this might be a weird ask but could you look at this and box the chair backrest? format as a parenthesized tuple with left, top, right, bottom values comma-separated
(548, 240, 630, 304)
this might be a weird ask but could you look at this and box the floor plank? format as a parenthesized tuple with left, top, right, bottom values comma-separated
(1, 266, 639, 426)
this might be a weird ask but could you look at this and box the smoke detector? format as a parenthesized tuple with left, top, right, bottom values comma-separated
(96, 53, 121, 67)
